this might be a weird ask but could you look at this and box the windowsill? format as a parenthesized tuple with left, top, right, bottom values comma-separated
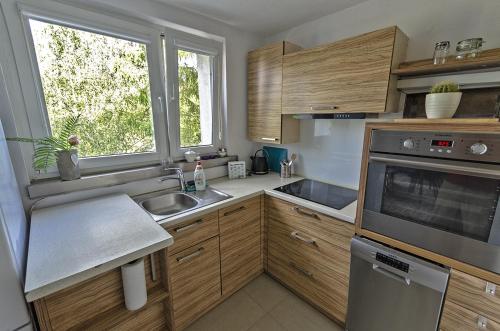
(27, 155, 238, 199)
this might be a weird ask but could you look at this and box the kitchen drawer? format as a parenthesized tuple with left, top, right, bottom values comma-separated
(446, 269, 500, 324)
(164, 211, 219, 255)
(219, 196, 261, 232)
(268, 219, 351, 323)
(220, 197, 262, 296)
(440, 300, 500, 331)
(168, 236, 221, 330)
(266, 196, 354, 249)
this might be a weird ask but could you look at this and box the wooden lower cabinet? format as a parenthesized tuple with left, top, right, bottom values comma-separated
(167, 236, 222, 331)
(440, 269, 500, 331)
(34, 250, 169, 330)
(266, 196, 354, 324)
(219, 196, 262, 296)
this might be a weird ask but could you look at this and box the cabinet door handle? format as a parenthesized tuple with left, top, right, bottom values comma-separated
(176, 247, 204, 263)
(292, 206, 319, 220)
(261, 137, 279, 141)
(477, 315, 488, 329)
(289, 262, 314, 279)
(290, 231, 317, 246)
(174, 219, 203, 233)
(309, 105, 338, 111)
(223, 205, 247, 217)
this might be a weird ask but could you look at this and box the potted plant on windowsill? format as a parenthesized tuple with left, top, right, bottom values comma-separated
(8, 115, 82, 180)
(425, 81, 462, 119)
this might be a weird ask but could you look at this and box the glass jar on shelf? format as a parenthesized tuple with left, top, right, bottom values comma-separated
(433, 41, 450, 65)
(456, 38, 484, 60)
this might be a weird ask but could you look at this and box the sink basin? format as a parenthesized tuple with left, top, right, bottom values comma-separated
(136, 186, 232, 221)
(140, 193, 199, 216)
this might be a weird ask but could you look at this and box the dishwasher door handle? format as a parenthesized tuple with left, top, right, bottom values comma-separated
(372, 264, 411, 286)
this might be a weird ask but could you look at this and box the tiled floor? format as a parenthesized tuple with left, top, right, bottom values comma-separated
(185, 274, 344, 331)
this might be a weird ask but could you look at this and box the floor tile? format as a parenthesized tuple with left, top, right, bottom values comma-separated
(270, 293, 343, 331)
(248, 313, 286, 331)
(185, 289, 265, 331)
(243, 274, 292, 312)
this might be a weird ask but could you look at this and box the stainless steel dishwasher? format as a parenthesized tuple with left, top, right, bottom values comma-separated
(346, 237, 449, 331)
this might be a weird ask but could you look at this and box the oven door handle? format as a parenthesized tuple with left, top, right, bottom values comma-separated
(369, 154, 500, 178)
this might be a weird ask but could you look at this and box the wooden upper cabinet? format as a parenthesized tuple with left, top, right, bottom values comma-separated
(282, 26, 408, 114)
(247, 41, 301, 144)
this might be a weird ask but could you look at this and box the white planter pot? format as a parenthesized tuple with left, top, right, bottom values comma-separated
(425, 92, 462, 119)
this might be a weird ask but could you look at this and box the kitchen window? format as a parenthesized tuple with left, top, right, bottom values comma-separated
(18, 5, 223, 178)
(28, 19, 158, 159)
(164, 34, 222, 158)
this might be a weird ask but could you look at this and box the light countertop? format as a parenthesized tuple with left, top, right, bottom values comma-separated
(157, 174, 357, 228)
(24, 174, 357, 302)
(25, 194, 173, 302)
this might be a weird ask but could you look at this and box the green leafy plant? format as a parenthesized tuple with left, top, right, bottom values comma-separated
(430, 81, 460, 93)
(8, 115, 80, 171)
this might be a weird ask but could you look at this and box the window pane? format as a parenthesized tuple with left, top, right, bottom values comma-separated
(29, 19, 156, 157)
(177, 49, 213, 148)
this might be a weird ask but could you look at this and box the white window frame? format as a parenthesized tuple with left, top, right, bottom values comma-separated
(17, 4, 169, 177)
(164, 30, 223, 159)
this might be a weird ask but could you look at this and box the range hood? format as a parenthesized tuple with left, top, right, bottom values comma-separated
(292, 113, 366, 120)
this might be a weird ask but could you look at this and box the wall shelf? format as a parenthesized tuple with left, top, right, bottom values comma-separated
(394, 48, 500, 76)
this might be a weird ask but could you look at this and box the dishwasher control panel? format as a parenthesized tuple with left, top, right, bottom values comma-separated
(376, 252, 409, 273)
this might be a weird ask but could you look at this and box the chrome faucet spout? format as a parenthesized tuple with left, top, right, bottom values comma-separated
(159, 167, 186, 191)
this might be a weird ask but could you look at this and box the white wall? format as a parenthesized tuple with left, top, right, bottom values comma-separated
(264, 0, 500, 189)
(0, 0, 263, 203)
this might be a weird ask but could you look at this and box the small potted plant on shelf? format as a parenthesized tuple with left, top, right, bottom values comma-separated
(8, 115, 82, 180)
(425, 81, 462, 119)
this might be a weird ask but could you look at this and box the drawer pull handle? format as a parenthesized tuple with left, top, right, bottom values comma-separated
(309, 104, 338, 111)
(486, 282, 496, 296)
(290, 231, 317, 246)
(289, 262, 313, 279)
(261, 137, 279, 141)
(477, 315, 488, 329)
(174, 219, 203, 233)
(293, 206, 319, 219)
(176, 247, 204, 263)
(224, 205, 247, 217)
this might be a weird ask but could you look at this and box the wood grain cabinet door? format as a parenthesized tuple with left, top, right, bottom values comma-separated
(439, 269, 500, 330)
(219, 196, 262, 296)
(247, 42, 300, 144)
(168, 237, 221, 330)
(282, 26, 407, 114)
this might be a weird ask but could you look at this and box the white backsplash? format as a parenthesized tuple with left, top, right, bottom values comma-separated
(263, 119, 366, 189)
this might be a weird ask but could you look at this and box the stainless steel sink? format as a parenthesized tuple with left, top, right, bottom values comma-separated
(140, 193, 199, 216)
(136, 186, 232, 221)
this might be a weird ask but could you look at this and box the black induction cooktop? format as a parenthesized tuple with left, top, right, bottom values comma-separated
(275, 179, 357, 210)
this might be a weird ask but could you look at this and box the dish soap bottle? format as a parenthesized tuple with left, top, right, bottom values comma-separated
(194, 161, 206, 191)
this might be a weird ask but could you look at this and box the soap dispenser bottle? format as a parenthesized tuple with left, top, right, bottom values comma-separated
(194, 161, 206, 191)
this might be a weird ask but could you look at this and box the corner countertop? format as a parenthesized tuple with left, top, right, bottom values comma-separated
(157, 173, 357, 228)
(25, 194, 173, 302)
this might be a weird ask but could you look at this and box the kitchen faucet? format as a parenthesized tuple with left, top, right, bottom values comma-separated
(159, 167, 186, 192)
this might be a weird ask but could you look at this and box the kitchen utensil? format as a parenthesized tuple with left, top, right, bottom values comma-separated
(263, 146, 288, 173)
(456, 38, 484, 60)
(280, 162, 291, 178)
(289, 153, 297, 166)
(250, 149, 269, 175)
(433, 41, 450, 64)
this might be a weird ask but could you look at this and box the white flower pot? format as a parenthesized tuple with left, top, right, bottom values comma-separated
(425, 92, 462, 119)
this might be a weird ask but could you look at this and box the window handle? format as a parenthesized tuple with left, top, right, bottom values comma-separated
(170, 84, 176, 102)
(158, 96, 164, 113)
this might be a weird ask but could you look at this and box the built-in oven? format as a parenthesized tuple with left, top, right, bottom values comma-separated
(362, 130, 500, 274)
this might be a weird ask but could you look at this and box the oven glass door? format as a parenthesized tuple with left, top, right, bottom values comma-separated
(364, 154, 500, 244)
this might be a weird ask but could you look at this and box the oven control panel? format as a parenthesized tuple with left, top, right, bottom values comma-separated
(370, 130, 500, 163)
